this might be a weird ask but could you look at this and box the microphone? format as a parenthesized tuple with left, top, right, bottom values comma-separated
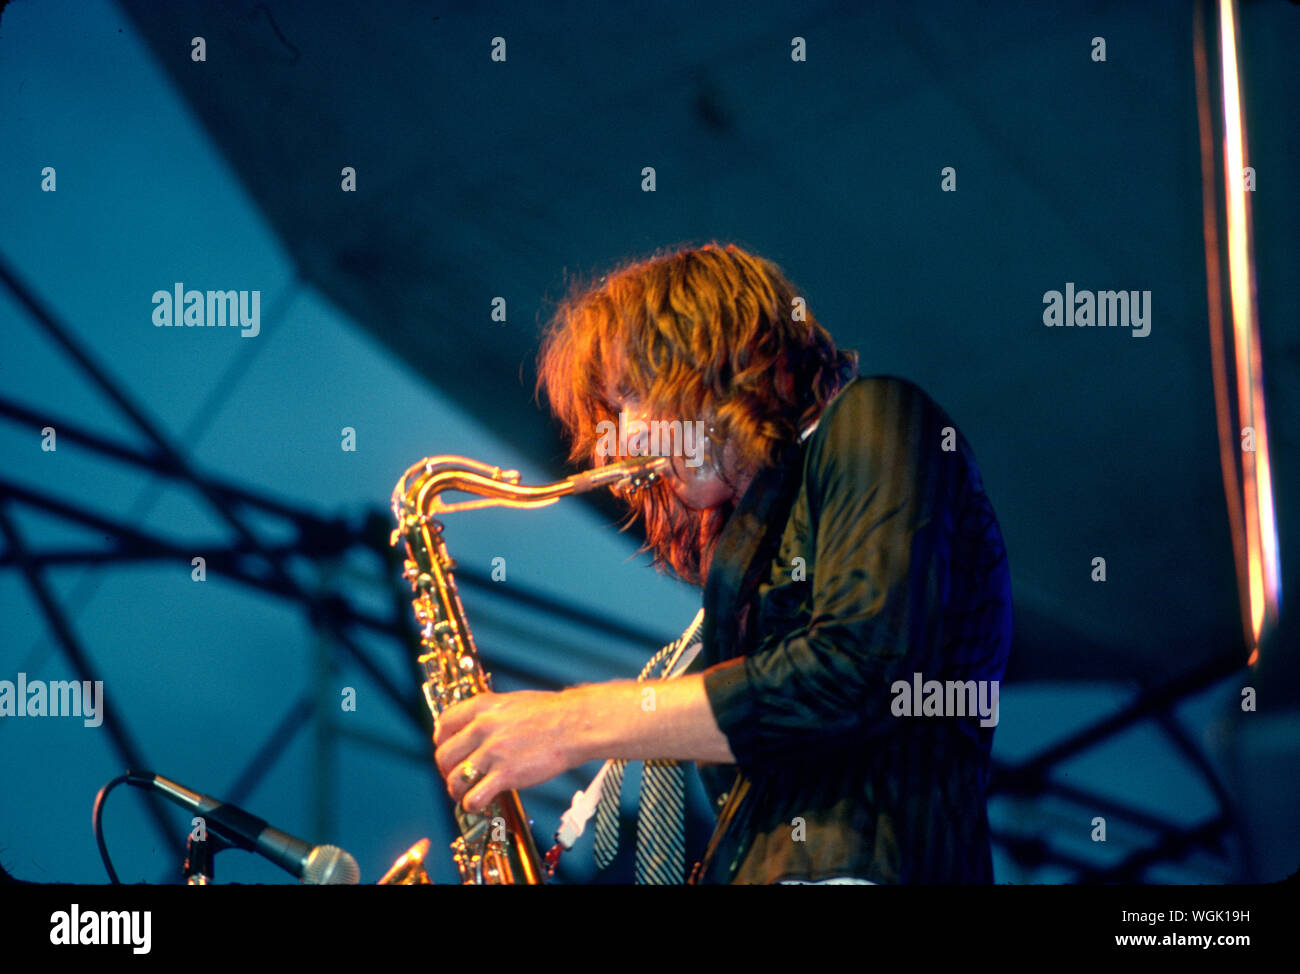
(127, 770, 360, 884)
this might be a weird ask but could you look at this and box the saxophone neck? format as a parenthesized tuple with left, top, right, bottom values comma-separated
(393, 454, 672, 519)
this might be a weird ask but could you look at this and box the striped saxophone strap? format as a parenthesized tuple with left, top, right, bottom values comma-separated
(550, 608, 705, 881)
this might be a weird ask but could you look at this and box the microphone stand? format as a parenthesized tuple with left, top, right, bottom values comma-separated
(183, 830, 233, 885)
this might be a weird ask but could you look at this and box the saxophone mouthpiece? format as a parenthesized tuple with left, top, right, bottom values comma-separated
(568, 456, 671, 495)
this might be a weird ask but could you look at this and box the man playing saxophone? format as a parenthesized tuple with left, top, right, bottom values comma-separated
(432, 242, 1013, 884)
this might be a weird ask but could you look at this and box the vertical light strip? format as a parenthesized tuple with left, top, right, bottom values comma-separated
(1194, 2, 1249, 658)
(1218, 0, 1280, 660)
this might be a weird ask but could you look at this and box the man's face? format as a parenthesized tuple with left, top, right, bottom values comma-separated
(603, 381, 735, 511)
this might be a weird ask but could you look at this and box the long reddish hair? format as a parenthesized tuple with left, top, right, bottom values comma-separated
(536, 242, 857, 585)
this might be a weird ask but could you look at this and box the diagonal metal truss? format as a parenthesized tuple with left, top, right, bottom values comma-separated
(989, 655, 1246, 883)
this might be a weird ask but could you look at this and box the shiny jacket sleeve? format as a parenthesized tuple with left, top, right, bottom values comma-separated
(700, 377, 961, 767)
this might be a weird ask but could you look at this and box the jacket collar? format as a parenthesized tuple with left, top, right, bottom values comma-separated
(700, 437, 807, 662)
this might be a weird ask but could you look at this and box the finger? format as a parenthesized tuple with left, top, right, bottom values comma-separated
(462, 770, 506, 815)
(446, 748, 493, 806)
(434, 723, 481, 778)
(435, 696, 481, 746)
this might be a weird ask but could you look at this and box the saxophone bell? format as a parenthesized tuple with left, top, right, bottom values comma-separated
(377, 838, 433, 885)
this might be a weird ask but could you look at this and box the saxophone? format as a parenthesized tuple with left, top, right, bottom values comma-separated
(379, 453, 671, 885)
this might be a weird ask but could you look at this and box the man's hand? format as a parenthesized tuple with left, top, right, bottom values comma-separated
(433, 690, 577, 815)
(431, 677, 734, 815)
